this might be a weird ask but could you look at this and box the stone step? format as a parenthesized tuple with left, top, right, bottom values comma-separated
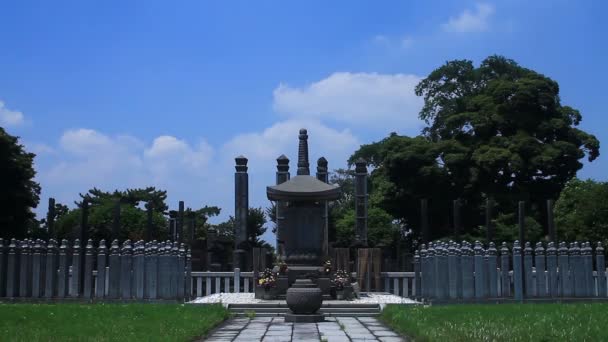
(230, 307, 380, 314)
(231, 312, 380, 317)
(228, 303, 380, 309)
(227, 302, 381, 317)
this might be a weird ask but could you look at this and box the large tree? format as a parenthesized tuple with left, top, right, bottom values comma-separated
(351, 55, 600, 242)
(0, 127, 41, 238)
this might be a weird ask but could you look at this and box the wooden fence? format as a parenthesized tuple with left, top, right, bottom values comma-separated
(0, 238, 192, 300)
(417, 241, 608, 301)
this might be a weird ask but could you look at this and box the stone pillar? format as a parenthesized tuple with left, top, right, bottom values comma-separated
(596, 242, 606, 297)
(546, 242, 558, 297)
(96, 240, 107, 298)
(70, 239, 81, 297)
(146, 201, 154, 241)
(474, 241, 485, 299)
(461, 242, 474, 300)
(317, 157, 329, 256)
(133, 241, 145, 300)
(168, 211, 177, 241)
(421, 199, 429, 243)
(19, 240, 31, 298)
(187, 211, 195, 244)
(0, 239, 5, 297)
(6, 239, 17, 297)
(47, 198, 56, 238)
(547, 199, 556, 242)
(234, 155, 249, 270)
(355, 158, 368, 246)
(275, 155, 290, 260)
(524, 242, 534, 297)
(83, 239, 94, 299)
(44, 240, 57, 298)
(57, 239, 69, 298)
(486, 198, 495, 242)
(120, 240, 133, 299)
(112, 198, 121, 241)
(31, 240, 42, 298)
(108, 239, 121, 299)
(79, 201, 89, 295)
(512, 241, 523, 301)
(500, 243, 510, 297)
(571, 242, 584, 297)
(453, 199, 461, 237)
(487, 242, 498, 298)
(535, 242, 547, 297)
(296, 128, 310, 176)
(558, 242, 570, 297)
(177, 201, 185, 243)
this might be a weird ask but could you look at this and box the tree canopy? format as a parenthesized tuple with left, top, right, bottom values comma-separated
(0, 127, 41, 238)
(349, 55, 600, 243)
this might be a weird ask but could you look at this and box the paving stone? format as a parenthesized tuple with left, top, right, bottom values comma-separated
(373, 330, 399, 337)
(378, 337, 406, 342)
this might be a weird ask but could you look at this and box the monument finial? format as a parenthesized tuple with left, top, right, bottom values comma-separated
(297, 128, 309, 175)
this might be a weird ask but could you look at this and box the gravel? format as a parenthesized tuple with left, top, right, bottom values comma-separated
(188, 292, 419, 306)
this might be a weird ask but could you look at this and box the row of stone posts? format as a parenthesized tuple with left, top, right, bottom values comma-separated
(0, 238, 192, 301)
(416, 240, 607, 301)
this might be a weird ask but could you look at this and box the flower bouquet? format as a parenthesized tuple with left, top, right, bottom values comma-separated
(258, 268, 277, 299)
(331, 269, 352, 300)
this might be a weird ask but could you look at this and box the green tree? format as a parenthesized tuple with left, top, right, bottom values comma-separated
(350, 55, 600, 243)
(555, 178, 608, 244)
(0, 127, 41, 238)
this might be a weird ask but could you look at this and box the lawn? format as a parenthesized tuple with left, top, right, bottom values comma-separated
(0, 303, 229, 342)
(381, 303, 608, 342)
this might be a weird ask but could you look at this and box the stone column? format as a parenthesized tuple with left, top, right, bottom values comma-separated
(317, 157, 329, 256)
(355, 158, 368, 246)
(177, 201, 185, 243)
(47, 198, 56, 238)
(112, 198, 121, 241)
(79, 200, 89, 295)
(146, 201, 154, 241)
(297, 129, 310, 175)
(0, 239, 5, 297)
(168, 211, 177, 241)
(275, 155, 290, 259)
(234, 155, 249, 270)
(96, 240, 107, 298)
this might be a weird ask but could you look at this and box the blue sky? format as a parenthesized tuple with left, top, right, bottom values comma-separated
(1, 1, 606, 243)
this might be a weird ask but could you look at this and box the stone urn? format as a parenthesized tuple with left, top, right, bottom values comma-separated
(286, 279, 323, 314)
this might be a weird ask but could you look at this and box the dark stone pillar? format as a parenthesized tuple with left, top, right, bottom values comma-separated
(355, 158, 368, 247)
(317, 157, 329, 256)
(297, 129, 310, 176)
(47, 198, 56, 238)
(79, 201, 89, 295)
(486, 198, 495, 242)
(547, 199, 556, 242)
(187, 211, 196, 244)
(146, 202, 154, 241)
(168, 211, 177, 241)
(421, 199, 429, 243)
(112, 199, 121, 241)
(234, 155, 249, 270)
(453, 199, 461, 237)
(275, 155, 290, 260)
(177, 201, 185, 243)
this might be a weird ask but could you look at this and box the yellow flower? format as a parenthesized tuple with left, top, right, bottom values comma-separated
(258, 279, 264, 285)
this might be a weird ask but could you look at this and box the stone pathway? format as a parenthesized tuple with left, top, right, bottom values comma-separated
(203, 316, 405, 342)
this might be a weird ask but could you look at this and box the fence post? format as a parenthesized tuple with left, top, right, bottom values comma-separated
(413, 250, 420, 299)
(474, 241, 485, 299)
(583, 242, 594, 297)
(535, 242, 547, 297)
(146, 241, 158, 299)
(83, 239, 94, 299)
(523, 242, 534, 297)
(6, 239, 17, 297)
(596, 242, 606, 297)
(176, 243, 185, 299)
(96, 240, 107, 298)
(171, 242, 179, 299)
(513, 241, 523, 301)
(500, 243, 510, 297)
(428, 244, 436, 299)
(558, 242, 570, 297)
(185, 247, 192, 299)
(448, 242, 458, 299)
(571, 242, 584, 297)
(44, 239, 57, 298)
(419, 245, 427, 299)
(160, 242, 170, 299)
(0, 239, 5, 297)
(487, 242, 498, 298)
(19, 240, 32, 297)
(31, 240, 42, 298)
(234, 267, 241, 294)
(57, 239, 69, 298)
(70, 239, 81, 297)
(120, 240, 133, 300)
(133, 241, 145, 300)
(461, 242, 474, 300)
(108, 239, 121, 299)
(546, 242, 558, 297)
(438, 243, 449, 300)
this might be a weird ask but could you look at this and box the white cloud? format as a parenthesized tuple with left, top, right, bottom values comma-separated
(442, 3, 495, 33)
(0, 100, 25, 126)
(273, 72, 423, 130)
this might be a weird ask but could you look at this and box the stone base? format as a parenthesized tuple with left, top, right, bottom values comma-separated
(284, 313, 325, 323)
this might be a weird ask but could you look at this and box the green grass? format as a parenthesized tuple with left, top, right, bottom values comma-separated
(381, 303, 608, 342)
(0, 303, 229, 342)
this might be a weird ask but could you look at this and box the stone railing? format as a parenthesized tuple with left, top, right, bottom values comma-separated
(190, 270, 253, 297)
(0, 238, 192, 301)
(417, 241, 608, 301)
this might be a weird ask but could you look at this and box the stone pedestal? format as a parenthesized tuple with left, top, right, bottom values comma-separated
(316, 277, 331, 295)
(285, 279, 324, 323)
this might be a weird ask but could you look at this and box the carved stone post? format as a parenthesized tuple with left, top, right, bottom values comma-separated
(133, 241, 145, 300)
(79, 200, 89, 295)
(596, 242, 606, 297)
(70, 239, 81, 297)
(474, 241, 485, 299)
(535, 242, 546, 297)
(524, 242, 534, 297)
(19, 240, 32, 297)
(558, 242, 570, 297)
(31, 240, 42, 298)
(6, 239, 17, 297)
(317, 157, 329, 256)
(96, 240, 107, 298)
(83, 239, 94, 299)
(57, 239, 69, 298)
(44, 239, 57, 298)
(275, 155, 290, 260)
(108, 239, 121, 299)
(234, 155, 249, 270)
(512, 241, 523, 301)
(120, 240, 133, 299)
(546, 242, 558, 297)
(461, 242, 474, 300)
(487, 242, 498, 298)
(500, 243, 510, 297)
(0, 239, 5, 297)
(355, 158, 368, 246)
(571, 242, 584, 297)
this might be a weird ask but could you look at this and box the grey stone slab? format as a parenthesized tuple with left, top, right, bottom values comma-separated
(373, 331, 399, 337)
(378, 337, 406, 342)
